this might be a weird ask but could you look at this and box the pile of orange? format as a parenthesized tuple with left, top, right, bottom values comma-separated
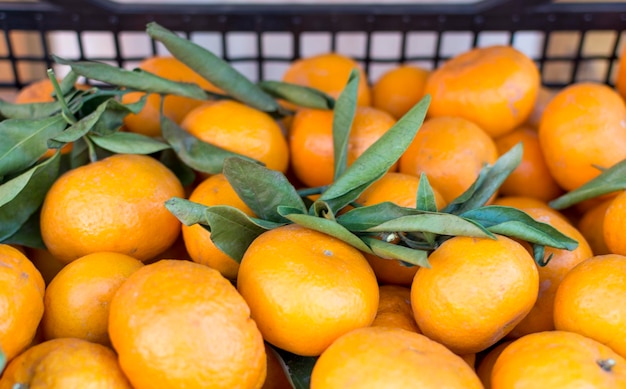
(3, 38, 626, 389)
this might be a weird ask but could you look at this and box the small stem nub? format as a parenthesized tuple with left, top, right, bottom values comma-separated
(598, 358, 616, 372)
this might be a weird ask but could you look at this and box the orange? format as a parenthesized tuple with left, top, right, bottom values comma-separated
(411, 235, 539, 355)
(492, 195, 554, 212)
(371, 285, 420, 333)
(491, 331, 626, 388)
(371, 65, 430, 119)
(121, 56, 222, 137)
(554, 254, 626, 358)
(0, 338, 132, 388)
(538, 82, 626, 192)
(182, 173, 255, 279)
(354, 171, 446, 285)
(181, 100, 290, 173)
(399, 116, 499, 203)
(109, 259, 266, 389)
(40, 154, 184, 263)
(507, 207, 593, 338)
(577, 197, 613, 256)
(603, 191, 626, 256)
(289, 106, 397, 188)
(237, 224, 379, 356)
(282, 52, 371, 108)
(476, 340, 514, 389)
(424, 45, 540, 138)
(310, 326, 483, 388)
(25, 247, 66, 286)
(494, 126, 563, 202)
(0, 245, 45, 361)
(41, 251, 143, 345)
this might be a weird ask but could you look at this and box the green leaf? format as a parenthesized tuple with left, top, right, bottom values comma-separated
(58, 69, 81, 96)
(549, 159, 626, 210)
(367, 213, 495, 239)
(361, 236, 430, 268)
(442, 142, 523, 215)
(53, 56, 208, 100)
(319, 95, 431, 214)
(165, 198, 271, 262)
(0, 151, 61, 242)
(284, 213, 372, 253)
(532, 244, 554, 267)
(332, 68, 360, 182)
(146, 22, 279, 113)
(272, 346, 316, 389)
(0, 115, 67, 177)
(0, 100, 63, 120)
(416, 173, 438, 212)
(223, 157, 306, 223)
(461, 205, 578, 251)
(159, 149, 196, 187)
(89, 132, 170, 154)
(203, 205, 269, 263)
(1, 210, 46, 249)
(337, 202, 426, 231)
(258, 80, 335, 110)
(161, 116, 252, 175)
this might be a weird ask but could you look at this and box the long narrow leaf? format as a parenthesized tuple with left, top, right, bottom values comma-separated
(89, 132, 170, 154)
(258, 80, 334, 110)
(318, 95, 431, 214)
(284, 213, 372, 253)
(367, 213, 494, 238)
(146, 22, 279, 113)
(549, 159, 626, 210)
(0, 115, 66, 177)
(361, 236, 430, 268)
(332, 69, 360, 181)
(53, 55, 208, 100)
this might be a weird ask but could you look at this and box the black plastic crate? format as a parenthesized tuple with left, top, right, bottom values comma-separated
(1, 0, 625, 92)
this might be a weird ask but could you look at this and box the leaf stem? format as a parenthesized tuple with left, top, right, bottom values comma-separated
(84, 136, 98, 162)
(47, 69, 77, 125)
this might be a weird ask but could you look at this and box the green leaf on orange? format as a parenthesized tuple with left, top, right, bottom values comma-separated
(258, 80, 335, 110)
(223, 157, 306, 223)
(549, 159, 626, 210)
(361, 235, 430, 268)
(89, 132, 170, 154)
(284, 213, 372, 253)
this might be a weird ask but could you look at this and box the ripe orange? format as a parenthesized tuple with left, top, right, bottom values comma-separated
(289, 106, 397, 188)
(182, 173, 256, 279)
(491, 195, 554, 211)
(237, 224, 379, 356)
(525, 86, 557, 128)
(41, 251, 143, 345)
(615, 44, 626, 100)
(371, 284, 420, 333)
(0, 244, 45, 361)
(109, 259, 266, 389)
(494, 126, 563, 202)
(554, 254, 626, 358)
(371, 65, 430, 119)
(411, 235, 539, 355)
(181, 100, 290, 173)
(491, 331, 626, 388)
(424, 45, 540, 138)
(121, 56, 222, 137)
(399, 116, 498, 203)
(603, 191, 626, 256)
(40, 154, 184, 263)
(538, 82, 626, 192)
(476, 340, 514, 389)
(310, 326, 483, 388)
(282, 52, 371, 108)
(0, 338, 132, 388)
(577, 197, 613, 256)
(507, 207, 593, 338)
(14, 77, 88, 104)
(354, 171, 446, 285)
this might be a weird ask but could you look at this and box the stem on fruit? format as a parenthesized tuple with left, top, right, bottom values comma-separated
(597, 358, 616, 372)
